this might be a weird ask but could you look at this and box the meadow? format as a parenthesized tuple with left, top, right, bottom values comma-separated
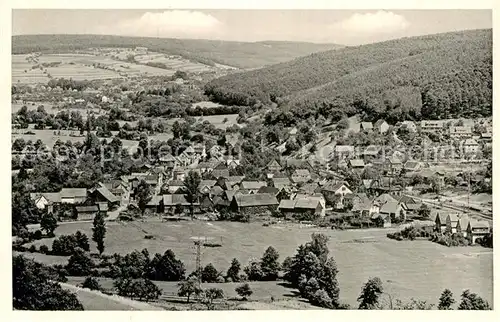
(24, 220, 493, 307)
(165, 114, 239, 130)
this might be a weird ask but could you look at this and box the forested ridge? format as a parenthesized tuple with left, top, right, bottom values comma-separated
(205, 29, 492, 124)
(12, 34, 342, 69)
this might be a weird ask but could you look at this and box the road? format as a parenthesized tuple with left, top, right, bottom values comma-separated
(406, 194, 492, 220)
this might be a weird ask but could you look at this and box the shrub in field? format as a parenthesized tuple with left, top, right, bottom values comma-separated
(235, 283, 253, 300)
(202, 263, 219, 283)
(51, 232, 90, 255)
(177, 277, 202, 303)
(28, 245, 37, 253)
(65, 248, 94, 276)
(33, 230, 43, 240)
(39, 245, 49, 254)
(226, 258, 241, 282)
(203, 288, 224, 310)
(458, 290, 491, 310)
(81, 276, 101, 291)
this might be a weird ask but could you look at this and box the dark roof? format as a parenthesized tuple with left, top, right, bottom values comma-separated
(95, 185, 119, 203)
(210, 185, 224, 196)
(233, 193, 278, 207)
(76, 205, 99, 213)
(278, 199, 296, 209)
(212, 169, 230, 178)
(294, 198, 321, 209)
(257, 186, 280, 195)
(379, 201, 400, 214)
(241, 181, 267, 190)
(163, 194, 198, 206)
(30, 192, 61, 203)
(374, 119, 387, 127)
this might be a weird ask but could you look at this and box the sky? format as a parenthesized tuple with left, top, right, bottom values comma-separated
(12, 9, 492, 45)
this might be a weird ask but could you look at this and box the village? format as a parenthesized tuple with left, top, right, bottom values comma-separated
(11, 35, 493, 311)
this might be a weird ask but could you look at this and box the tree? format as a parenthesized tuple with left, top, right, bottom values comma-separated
(260, 246, 280, 281)
(40, 212, 58, 237)
(226, 258, 241, 282)
(177, 277, 202, 303)
(65, 248, 94, 276)
(82, 276, 101, 291)
(357, 277, 384, 309)
(235, 283, 253, 300)
(92, 212, 106, 255)
(130, 278, 162, 302)
(136, 180, 152, 216)
(183, 170, 201, 218)
(202, 263, 219, 283)
(203, 288, 224, 309)
(244, 260, 264, 281)
(418, 204, 431, 219)
(458, 290, 491, 310)
(147, 249, 186, 281)
(74, 230, 90, 252)
(13, 255, 83, 310)
(438, 289, 455, 310)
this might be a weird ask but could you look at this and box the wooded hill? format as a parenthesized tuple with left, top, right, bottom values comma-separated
(205, 29, 492, 124)
(11, 34, 342, 69)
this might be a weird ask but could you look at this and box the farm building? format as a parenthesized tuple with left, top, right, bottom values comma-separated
(434, 212, 450, 233)
(445, 213, 460, 234)
(278, 198, 324, 219)
(456, 215, 470, 237)
(449, 126, 472, 139)
(162, 194, 200, 214)
(240, 181, 267, 194)
(467, 220, 490, 245)
(266, 159, 282, 172)
(230, 193, 279, 217)
(371, 213, 391, 228)
(374, 119, 389, 134)
(321, 182, 352, 207)
(88, 184, 120, 208)
(420, 120, 444, 132)
(361, 122, 373, 131)
(379, 200, 406, 221)
(401, 121, 417, 133)
(349, 159, 365, 171)
(404, 161, 422, 172)
(75, 203, 108, 221)
(30, 192, 61, 210)
(60, 188, 87, 204)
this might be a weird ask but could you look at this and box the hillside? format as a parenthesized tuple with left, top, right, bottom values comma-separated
(205, 29, 492, 123)
(11, 34, 342, 69)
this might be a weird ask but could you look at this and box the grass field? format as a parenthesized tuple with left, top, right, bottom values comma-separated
(23, 220, 493, 308)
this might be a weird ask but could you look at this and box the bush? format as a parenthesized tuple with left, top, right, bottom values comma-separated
(81, 276, 101, 291)
(239, 273, 248, 282)
(28, 245, 37, 253)
(51, 232, 90, 256)
(310, 289, 333, 308)
(235, 283, 253, 300)
(65, 248, 94, 276)
(201, 263, 219, 283)
(33, 230, 43, 240)
(39, 245, 49, 254)
(216, 276, 225, 283)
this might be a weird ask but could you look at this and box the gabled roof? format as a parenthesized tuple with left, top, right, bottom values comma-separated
(210, 186, 224, 196)
(299, 183, 320, 195)
(379, 200, 400, 214)
(212, 169, 230, 179)
(468, 220, 490, 229)
(334, 145, 355, 153)
(404, 161, 421, 171)
(241, 181, 267, 190)
(278, 199, 296, 209)
(60, 188, 87, 198)
(147, 195, 162, 206)
(463, 138, 479, 146)
(227, 176, 245, 183)
(95, 186, 119, 203)
(30, 192, 61, 203)
(361, 122, 373, 130)
(168, 180, 184, 186)
(363, 145, 381, 156)
(159, 153, 176, 162)
(374, 193, 397, 204)
(294, 198, 321, 209)
(257, 186, 280, 195)
(322, 182, 350, 192)
(374, 119, 388, 127)
(76, 205, 99, 213)
(233, 193, 278, 207)
(267, 159, 282, 169)
(184, 146, 195, 153)
(225, 190, 239, 201)
(199, 180, 217, 189)
(447, 213, 460, 223)
(362, 179, 373, 189)
(458, 215, 470, 229)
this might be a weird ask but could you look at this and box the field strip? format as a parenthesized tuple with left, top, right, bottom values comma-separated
(60, 282, 164, 310)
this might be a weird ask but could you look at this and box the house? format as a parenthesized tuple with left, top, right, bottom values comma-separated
(298, 182, 320, 195)
(445, 213, 460, 234)
(30, 192, 61, 210)
(197, 161, 220, 174)
(456, 215, 470, 237)
(362, 145, 382, 160)
(289, 127, 298, 136)
(349, 159, 365, 171)
(462, 139, 479, 154)
(467, 220, 490, 245)
(230, 193, 279, 217)
(374, 119, 389, 134)
(75, 205, 107, 221)
(278, 198, 324, 219)
(360, 122, 373, 132)
(334, 145, 355, 158)
(271, 177, 291, 190)
(379, 200, 406, 221)
(321, 182, 352, 208)
(198, 180, 217, 194)
(374, 193, 398, 205)
(388, 155, 404, 172)
(285, 158, 313, 170)
(162, 194, 200, 214)
(401, 121, 417, 133)
(291, 169, 311, 184)
(60, 188, 87, 204)
(403, 160, 422, 172)
(350, 194, 375, 217)
(166, 180, 184, 194)
(266, 159, 282, 173)
(479, 132, 492, 143)
(347, 115, 361, 133)
(211, 168, 230, 179)
(88, 184, 120, 208)
(449, 126, 472, 139)
(240, 181, 267, 194)
(420, 120, 444, 132)
(435, 212, 450, 233)
(226, 158, 240, 169)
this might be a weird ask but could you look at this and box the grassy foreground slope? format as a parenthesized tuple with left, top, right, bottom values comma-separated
(12, 34, 342, 69)
(205, 29, 492, 122)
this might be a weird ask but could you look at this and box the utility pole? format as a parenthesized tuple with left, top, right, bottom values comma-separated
(195, 240, 202, 290)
